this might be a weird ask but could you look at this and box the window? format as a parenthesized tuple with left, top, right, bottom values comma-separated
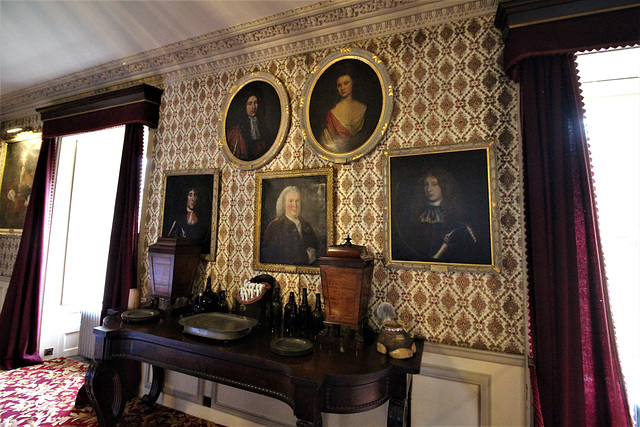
(576, 46, 640, 423)
(58, 127, 126, 305)
(40, 125, 149, 358)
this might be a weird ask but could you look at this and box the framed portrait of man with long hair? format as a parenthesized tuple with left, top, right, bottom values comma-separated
(160, 168, 220, 261)
(218, 72, 290, 170)
(384, 140, 501, 273)
(254, 167, 334, 274)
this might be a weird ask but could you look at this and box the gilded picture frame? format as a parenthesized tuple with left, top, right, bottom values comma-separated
(219, 72, 290, 170)
(300, 48, 393, 164)
(0, 134, 42, 234)
(384, 140, 501, 273)
(254, 167, 334, 274)
(160, 168, 220, 261)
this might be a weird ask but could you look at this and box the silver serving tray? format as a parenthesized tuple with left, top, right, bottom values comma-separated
(179, 312, 258, 340)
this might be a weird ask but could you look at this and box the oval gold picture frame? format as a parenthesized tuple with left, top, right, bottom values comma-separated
(219, 72, 290, 170)
(300, 48, 393, 164)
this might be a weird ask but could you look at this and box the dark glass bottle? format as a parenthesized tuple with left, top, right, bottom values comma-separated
(283, 291, 298, 331)
(202, 278, 218, 312)
(298, 288, 311, 331)
(192, 292, 206, 313)
(270, 287, 282, 328)
(311, 293, 325, 335)
(218, 289, 229, 313)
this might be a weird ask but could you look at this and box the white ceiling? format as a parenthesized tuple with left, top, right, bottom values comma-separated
(0, 0, 318, 98)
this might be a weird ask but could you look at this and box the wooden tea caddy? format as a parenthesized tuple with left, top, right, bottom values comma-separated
(148, 236, 201, 310)
(318, 237, 374, 349)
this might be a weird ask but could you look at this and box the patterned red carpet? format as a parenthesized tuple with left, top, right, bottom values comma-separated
(0, 357, 222, 426)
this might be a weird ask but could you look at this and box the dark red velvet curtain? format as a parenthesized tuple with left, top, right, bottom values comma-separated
(0, 85, 161, 370)
(0, 138, 55, 369)
(495, 3, 638, 425)
(519, 54, 630, 426)
(100, 123, 144, 322)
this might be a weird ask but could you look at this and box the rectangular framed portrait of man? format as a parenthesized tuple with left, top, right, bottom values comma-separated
(0, 134, 42, 234)
(383, 140, 501, 273)
(254, 167, 334, 274)
(160, 168, 220, 261)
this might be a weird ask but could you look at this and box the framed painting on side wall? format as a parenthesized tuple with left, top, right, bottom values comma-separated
(384, 140, 501, 273)
(0, 133, 42, 234)
(160, 168, 220, 261)
(218, 72, 290, 170)
(254, 167, 334, 274)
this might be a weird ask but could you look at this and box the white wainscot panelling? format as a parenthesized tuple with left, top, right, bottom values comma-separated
(413, 343, 529, 427)
(210, 382, 298, 427)
(143, 366, 390, 427)
(0, 276, 9, 313)
(143, 364, 203, 404)
(141, 364, 282, 427)
(210, 383, 388, 427)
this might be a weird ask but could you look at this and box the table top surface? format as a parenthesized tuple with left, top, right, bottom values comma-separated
(97, 310, 423, 383)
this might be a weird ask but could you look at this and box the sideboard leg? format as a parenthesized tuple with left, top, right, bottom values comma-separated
(294, 383, 323, 427)
(85, 359, 126, 427)
(141, 365, 165, 413)
(388, 372, 413, 427)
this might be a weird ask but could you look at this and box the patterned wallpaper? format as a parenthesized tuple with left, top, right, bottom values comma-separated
(143, 14, 526, 355)
(0, 7, 525, 355)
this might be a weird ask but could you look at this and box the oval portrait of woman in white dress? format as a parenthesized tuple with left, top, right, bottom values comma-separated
(301, 48, 393, 164)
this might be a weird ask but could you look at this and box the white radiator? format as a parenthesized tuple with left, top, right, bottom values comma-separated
(79, 308, 101, 359)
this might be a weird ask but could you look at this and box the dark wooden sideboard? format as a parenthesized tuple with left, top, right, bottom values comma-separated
(85, 311, 423, 427)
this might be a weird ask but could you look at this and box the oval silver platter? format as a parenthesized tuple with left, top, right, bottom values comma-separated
(121, 309, 161, 322)
(179, 312, 258, 340)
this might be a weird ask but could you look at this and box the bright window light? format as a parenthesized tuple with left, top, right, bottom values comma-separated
(577, 46, 640, 423)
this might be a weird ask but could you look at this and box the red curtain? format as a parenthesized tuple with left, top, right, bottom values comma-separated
(519, 54, 630, 426)
(0, 138, 55, 369)
(100, 123, 144, 321)
(0, 85, 161, 370)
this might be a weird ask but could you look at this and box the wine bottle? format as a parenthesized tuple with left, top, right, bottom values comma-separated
(298, 288, 311, 331)
(311, 293, 325, 335)
(218, 289, 229, 313)
(192, 292, 206, 313)
(202, 277, 218, 312)
(270, 287, 282, 328)
(283, 291, 298, 332)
